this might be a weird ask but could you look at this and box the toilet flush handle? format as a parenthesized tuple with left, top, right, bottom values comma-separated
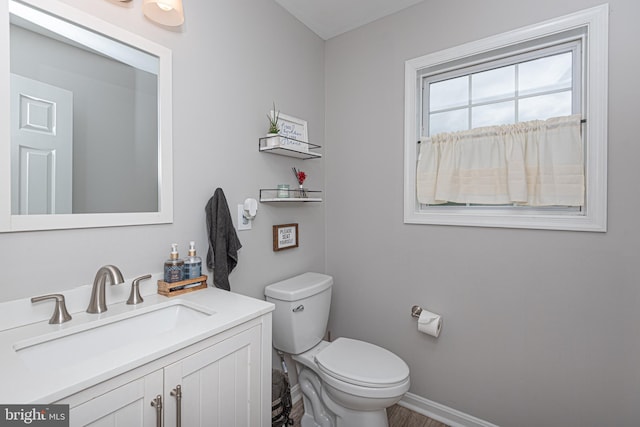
(293, 304, 304, 313)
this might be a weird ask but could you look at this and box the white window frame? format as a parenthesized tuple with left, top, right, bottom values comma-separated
(403, 5, 608, 232)
(422, 40, 582, 136)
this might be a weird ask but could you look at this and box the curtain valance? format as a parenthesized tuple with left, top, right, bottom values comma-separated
(417, 114, 584, 206)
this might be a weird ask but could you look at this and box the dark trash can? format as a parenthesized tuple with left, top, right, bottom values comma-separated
(272, 369, 293, 426)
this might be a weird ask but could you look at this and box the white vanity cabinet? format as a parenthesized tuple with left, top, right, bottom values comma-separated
(164, 324, 262, 426)
(67, 370, 162, 426)
(58, 319, 267, 427)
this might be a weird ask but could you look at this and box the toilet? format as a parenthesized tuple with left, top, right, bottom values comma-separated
(265, 272, 410, 427)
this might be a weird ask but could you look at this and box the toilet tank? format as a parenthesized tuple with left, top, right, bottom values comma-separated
(265, 272, 333, 354)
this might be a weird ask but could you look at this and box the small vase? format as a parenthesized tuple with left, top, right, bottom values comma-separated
(277, 184, 289, 198)
(298, 184, 307, 198)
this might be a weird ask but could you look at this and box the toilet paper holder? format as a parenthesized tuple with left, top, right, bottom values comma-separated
(411, 305, 443, 337)
(411, 305, 423, 319)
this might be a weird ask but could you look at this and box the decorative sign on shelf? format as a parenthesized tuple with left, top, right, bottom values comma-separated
(271, 111, 308, 152)
(273, 223, 299, 251)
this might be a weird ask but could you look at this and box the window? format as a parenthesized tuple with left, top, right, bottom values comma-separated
(403, 5, 608, 231)
(424, 43, 580, 136)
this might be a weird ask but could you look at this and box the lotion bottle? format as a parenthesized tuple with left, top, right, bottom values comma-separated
(183, 241, 202, 280)
(164, 243, 184, 283)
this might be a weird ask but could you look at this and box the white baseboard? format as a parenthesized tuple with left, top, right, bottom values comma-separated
(398, 392, 499, 427)
(291, 385, 497, 427)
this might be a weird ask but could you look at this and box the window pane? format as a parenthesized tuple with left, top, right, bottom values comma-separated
(429, 76, 469, 111)
(429, 108, 468, 135)
(472, 101, 515, 128)
(518, 52, 572, 96)
(518, 91, 572, 122)
(472, 65, 515, 104)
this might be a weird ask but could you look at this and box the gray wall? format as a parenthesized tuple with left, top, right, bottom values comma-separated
(0, 0, 326, 302)
(325, 0, 640, 426)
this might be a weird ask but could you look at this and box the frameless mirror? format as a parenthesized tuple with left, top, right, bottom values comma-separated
(0, 0, 173, 231)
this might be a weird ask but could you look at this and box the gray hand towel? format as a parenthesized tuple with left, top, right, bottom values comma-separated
(205, 188, 242, 291)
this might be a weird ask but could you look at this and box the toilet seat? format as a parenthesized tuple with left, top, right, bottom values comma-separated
(314, 338, 410, 398)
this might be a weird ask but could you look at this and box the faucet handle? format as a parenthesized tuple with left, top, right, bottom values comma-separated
(31, 294, 72, 324)
(127, 274, 152, 305)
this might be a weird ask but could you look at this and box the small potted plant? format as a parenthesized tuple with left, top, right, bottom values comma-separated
(265, 101, 281, 148)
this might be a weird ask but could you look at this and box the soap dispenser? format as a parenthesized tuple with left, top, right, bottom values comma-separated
(164, 243, 184, 283)
(183, 241, 202, 279)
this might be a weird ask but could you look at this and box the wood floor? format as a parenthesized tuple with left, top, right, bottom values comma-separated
(289, 399, 449, 427)
(387, 404, 449, 427)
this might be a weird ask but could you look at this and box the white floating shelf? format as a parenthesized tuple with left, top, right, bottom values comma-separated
(258, 136, 322, 160)
(260, 197, 323, 203)
(259, 189, 322, 203)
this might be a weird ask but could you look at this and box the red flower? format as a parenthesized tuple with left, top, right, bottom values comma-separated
(297, 171, 306, 185)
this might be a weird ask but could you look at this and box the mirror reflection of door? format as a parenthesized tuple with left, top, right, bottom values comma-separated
(10, 74, 72, 215)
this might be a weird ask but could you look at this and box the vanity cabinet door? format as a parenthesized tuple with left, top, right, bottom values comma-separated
(163, 325, 262, 427)
(68, 369, 163, 427)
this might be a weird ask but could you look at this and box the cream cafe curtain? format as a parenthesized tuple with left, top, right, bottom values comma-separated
(416, 114, 584, 206)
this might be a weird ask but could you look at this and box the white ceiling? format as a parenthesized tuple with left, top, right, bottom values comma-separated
(274, 0, 426, 40)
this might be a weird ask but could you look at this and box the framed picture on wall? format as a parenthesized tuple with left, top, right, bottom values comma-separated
(273, 223, 299, 251)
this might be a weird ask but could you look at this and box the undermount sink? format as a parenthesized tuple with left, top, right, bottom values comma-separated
(14, 301, 213, 371)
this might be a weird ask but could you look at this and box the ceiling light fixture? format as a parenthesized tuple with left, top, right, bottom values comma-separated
(142, 0, 184, 26)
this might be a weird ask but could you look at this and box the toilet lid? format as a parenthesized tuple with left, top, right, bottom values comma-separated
(314, 338, 409, 388)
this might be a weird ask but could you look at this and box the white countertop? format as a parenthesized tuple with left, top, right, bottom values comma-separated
(0, 286, 274, 404)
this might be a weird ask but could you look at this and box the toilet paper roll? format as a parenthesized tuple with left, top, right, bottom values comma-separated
(418, 309, 442, 337)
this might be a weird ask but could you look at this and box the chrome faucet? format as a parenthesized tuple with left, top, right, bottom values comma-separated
(86, 265, 125, 314)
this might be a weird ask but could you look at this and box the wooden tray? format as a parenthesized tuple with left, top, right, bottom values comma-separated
(157, 275, 208, 297)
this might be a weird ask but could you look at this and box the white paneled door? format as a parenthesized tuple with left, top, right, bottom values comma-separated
(10, 74, 72, 215)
